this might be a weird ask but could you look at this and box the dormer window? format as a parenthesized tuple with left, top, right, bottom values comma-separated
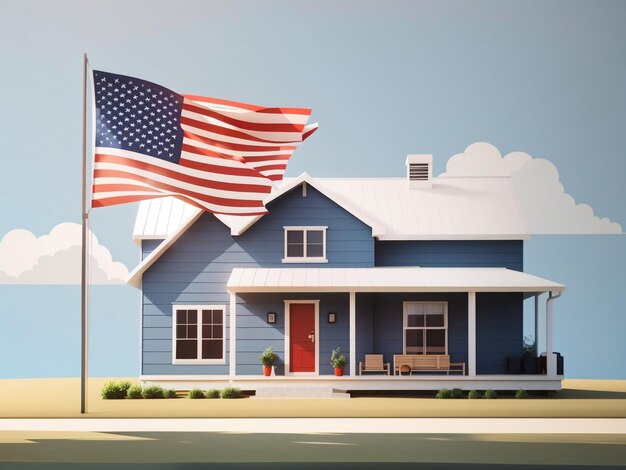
(283, 226, 328, 263)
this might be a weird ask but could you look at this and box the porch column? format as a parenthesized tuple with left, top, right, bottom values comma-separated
(546, 291, 559, 376)
(349, 291, 356, 377)
(534, 294, 540, 357)
(467, 291, 476, 376)
(229, 293, 237, 378)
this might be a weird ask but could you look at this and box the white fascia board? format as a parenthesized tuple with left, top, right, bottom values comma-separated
(127, 209, 204, 288)
(376, 234, 531, 241)
(227, 285, 565, 294)
(133, 234, 173, 242)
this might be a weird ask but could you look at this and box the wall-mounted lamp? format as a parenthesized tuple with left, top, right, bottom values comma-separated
(328, 312, 336, 324)
(267, 312, 277, 324)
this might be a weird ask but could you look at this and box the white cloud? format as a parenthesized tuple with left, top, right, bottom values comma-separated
(441, 142, 622, 234)
(442, 142, 532, 177)
(0, 223, 129, 284)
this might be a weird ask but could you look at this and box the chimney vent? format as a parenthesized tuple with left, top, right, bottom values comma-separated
(406, 154, 433, 188)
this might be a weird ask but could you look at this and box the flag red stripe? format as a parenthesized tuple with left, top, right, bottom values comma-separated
(93, 166, 270, 196)
(92, 194, 164, 207)
(181, 115, 301, 145)
(183, 102, 305, 133)
(302, 125, 318, 141)
(178, 150, 286, 178)
(183, 130, 296, 153)
(243, 154, 292, 163)
(183, 94, 312, 115)
(251, 164, 288, 172)
(92, 193, 267, 215)
(95, 153, 268, 182)
(92, 183, 163, 194)
(92, 170, 266, 208)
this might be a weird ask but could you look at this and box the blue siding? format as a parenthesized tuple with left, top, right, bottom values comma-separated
(140, 183, 526, 378)
(375, 240, 523, 271)
(476, 293, 523, 374)
(141, 184, 374, 375)
(355, 293, 374, 369)
(142, 240, 162, 260)
(235, 293, 350, 375)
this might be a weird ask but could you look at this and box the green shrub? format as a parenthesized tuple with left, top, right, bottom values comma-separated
(220, 386, 242, 399)
(127, 384, 143, 399)
(467, 389, 481, 399)
(484, 389, 498, 399)
(142, 385, 165, 399)
(515, 389, 528, 399)
(451, 388, 465, 399)
(205, 389, 221, 399)
(435, 388, 452, 399)
(119, 381, 132, 393)
(330, 348, 347, 369)
(101, 381, 128, 400)
(259, 347, 279, 366)
(188, 388, 205, 399)
(164, 389, 177, 399)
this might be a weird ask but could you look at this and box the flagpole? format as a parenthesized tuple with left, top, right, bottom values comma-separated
(81, 52, 89, 414)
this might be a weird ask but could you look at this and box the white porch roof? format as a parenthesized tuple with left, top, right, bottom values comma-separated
(226, 267, 565, 294)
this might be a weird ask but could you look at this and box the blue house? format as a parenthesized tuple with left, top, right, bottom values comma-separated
(128, 155, 565, 393)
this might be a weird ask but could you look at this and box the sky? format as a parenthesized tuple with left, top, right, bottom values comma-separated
(0, 0, 625, 379)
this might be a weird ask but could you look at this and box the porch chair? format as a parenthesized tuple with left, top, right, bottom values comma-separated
(359, 354, 390, 375)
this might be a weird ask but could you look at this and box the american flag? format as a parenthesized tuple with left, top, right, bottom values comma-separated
(91, 70, 317, 215)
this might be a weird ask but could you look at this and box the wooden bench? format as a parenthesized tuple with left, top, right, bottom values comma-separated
(359, 354, 390, 375)
(393, 354, 465, 375)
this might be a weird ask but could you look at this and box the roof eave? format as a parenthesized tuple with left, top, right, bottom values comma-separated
(376, 234, 530, 241)
(227, 285, 565, 294)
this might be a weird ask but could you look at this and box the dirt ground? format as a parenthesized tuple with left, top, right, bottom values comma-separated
(0, 377, 625, 418)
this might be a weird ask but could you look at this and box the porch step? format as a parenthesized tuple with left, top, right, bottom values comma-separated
(252, 386, 350, 399)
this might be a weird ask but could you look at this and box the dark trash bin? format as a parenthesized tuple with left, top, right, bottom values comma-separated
(507, 357, 522, 374)
(539, 352, 564, 375)
(522, 356, 538, 374)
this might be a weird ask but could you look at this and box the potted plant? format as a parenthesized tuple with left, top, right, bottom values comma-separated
(330, 347, 347, 376)
(522, 335, 537, 374)
(259, 346, 279, 376)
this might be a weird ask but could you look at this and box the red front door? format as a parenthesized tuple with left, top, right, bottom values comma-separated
(290, 303, 316, 373)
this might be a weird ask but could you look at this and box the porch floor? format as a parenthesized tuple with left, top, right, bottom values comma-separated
(141, 374, 564, 392)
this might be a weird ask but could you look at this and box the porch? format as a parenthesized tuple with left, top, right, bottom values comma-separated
(226, 266, 566, 382)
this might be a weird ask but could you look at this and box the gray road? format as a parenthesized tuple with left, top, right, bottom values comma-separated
(1, 419, 626, 468)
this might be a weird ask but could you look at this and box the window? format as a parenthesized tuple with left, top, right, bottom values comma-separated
(403, 302, 447, 355)
(172, 306, 225, 363)
(283, 226, 327, 263)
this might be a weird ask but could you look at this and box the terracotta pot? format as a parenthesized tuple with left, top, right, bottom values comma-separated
(263, 365, 272, 376)
(334, 367, 344, 377)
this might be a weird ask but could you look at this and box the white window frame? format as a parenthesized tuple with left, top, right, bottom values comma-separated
(282, 226, 328, 263)
(172, 305, 226, 364)
(403, 301, 448, 355)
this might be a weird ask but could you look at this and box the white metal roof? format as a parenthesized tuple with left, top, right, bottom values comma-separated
(133, 197, 202, 242)
(133, 173, 527, 242)
(226, 267, 565, 294)
(313, 177, 527, 240)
